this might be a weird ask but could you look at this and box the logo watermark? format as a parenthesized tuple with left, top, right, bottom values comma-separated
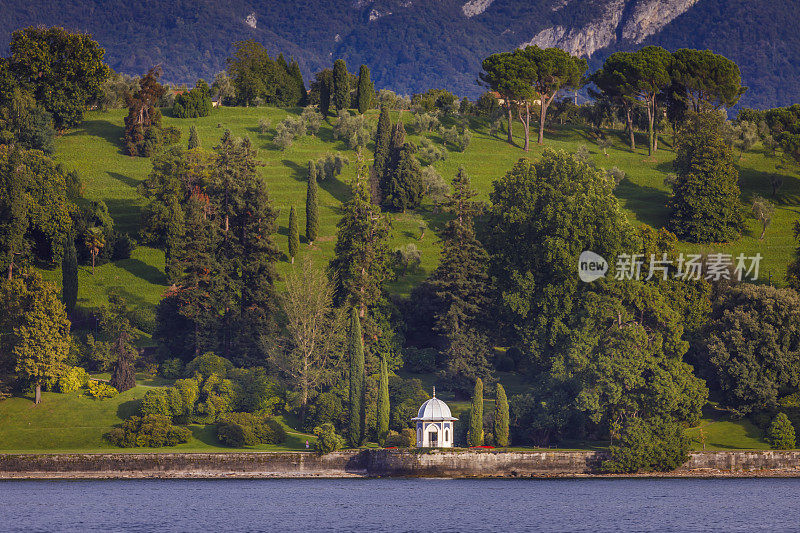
(578, 251, 762, 282)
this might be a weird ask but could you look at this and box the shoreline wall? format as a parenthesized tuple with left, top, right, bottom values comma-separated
(1, 450, 800, 479)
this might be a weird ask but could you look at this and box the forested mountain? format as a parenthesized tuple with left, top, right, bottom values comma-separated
(1, 0, 797, 108)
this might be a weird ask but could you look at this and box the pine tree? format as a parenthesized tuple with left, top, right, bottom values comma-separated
(306, 161, 319, 245)
(105, 293, 137, 393)
(494, 383, 509, 447)
(61, 235, 78, 314)
(332, 59, 350, 113)
(468, 377, 484, 446)
(330, 154, 390, 317)
(372, 107, 392, 198)
(188, 125, 200, 149)
(377, 356, 390, 445)
(348, 307, 365, 447)
(356, 65, 375, 114)
(383, 142, 424, 212)
(288, 205, 299, 263)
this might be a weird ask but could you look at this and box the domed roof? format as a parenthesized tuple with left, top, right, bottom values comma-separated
(413, 389, 458, 421)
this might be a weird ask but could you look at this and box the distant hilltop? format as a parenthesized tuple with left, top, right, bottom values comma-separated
(1, 0, 798, 108)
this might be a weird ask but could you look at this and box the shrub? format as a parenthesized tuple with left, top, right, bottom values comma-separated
(48, 365, 89, 393)
(160, 358, 185, 379)
(767, 413, 796, 449)
(333, 110, 371, 149)
(385, 428, 415, 447)
(84, 334, 113, 372)
(140, 378, 199, 421)
(109, 232, 136, 260)
(313, 423, 345, 454)
(306, 392, 344, 430)
(440, 125, 470, 151)
(413, 112, 439, 133)
(185, 352, 234, 379)
(606, 166, 626, 187)
(216, 412, 286, 447)
(194, 373, 237, 423)
(258, 118, 271, 135)
(105, 414, 191, 447)
(273, 124, 295, 151)
(172, 84, 212, 118)
(130, 306, 156, 334)
(86, 380, 118, 399)
(161, 126, 182, 146)
(602, 417, 690, 473)
(404, 347, 436, 373)
(421, 166, 449, 205)
(416, 138, 445, 165)
(229, 367, 283, 414)
(316, 153, 349, 181)
(301, 106, 323, 135)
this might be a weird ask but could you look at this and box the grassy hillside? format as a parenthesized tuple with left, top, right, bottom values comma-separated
(45, 106, 800, 311)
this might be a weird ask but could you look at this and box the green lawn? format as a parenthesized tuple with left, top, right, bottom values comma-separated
(47, 106, 800, 309)
(0, 374, 315, 453)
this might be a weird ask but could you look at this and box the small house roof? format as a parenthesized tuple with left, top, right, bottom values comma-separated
(412, 388, 458, 421)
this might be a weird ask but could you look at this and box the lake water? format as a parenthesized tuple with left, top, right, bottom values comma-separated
(1, 478, 798, 532)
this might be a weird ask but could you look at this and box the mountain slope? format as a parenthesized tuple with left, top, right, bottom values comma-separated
(0, 0, 797, 108)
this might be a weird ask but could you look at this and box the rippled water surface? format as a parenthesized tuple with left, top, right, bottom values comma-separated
(2, 478, 799, 532)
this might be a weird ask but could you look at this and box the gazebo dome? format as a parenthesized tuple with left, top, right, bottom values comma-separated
(413, 389, 457, 421)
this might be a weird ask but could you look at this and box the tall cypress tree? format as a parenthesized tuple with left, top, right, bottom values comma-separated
(373, 107, 392, 183)
(377, 356, 390, 445)
(317, 69, 333, 118)
(494, 383, 509, 447)
(61, 235, 78, 314)
(356, 65, 375, 114)
(348, 307, 365, 447)
(332, 59, 350, 113)
(288, 58, 307, 106)
(380, 121, 406, 199)
(288, 205, 299, 263)
(188, 125, 200, 149)
(306, 161, 319, 245)
(468, 377, 484, 446)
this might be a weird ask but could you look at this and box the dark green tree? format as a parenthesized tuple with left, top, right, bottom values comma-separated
(104, 293, 137, 393)
(188, 125, 200, 149)
(487, 150, 637, 362)
(626, 46, 674, 156)
(373, 106, 392, 193)
(494, 383, 509, 447)
(377, 356, 390, 445)
(61, 234, 78, 314)
(591, 52, 641, 151)
(692, 283, 800, 414)
(306, 161, 319, 245)
(356, 65, 375, 114)
(667, 112, 743, 243)
(766, 413, 796, 450)
(288, 58, 307, 106)
(383, 142, 424, 212)
(670, 49, 747, 113)
(312, 69, 333, 117)
(468, 377, 484, 446)
(480, 51, 523, 145)
(9, 26, 110, 129)
(123, 67, 167, 157)
(348, 307, 365, 447)
(288, 205, 299, 263)
(602, 416, 690, 473)
(333, 59, 350, 113)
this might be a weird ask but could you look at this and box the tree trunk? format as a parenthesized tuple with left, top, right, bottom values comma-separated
(647, 100, 655, 157)
(34, 382, 41, 405)
(538, 97, 548, 145)
(91, 252, 96, 275)
(626, 106, 635, 151)
(506, 104, 514, 145)
(760, 224, 767, 240)
(518, 103, 530, 152)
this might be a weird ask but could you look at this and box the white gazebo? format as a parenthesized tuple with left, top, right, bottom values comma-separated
(412, 388, 458, 448)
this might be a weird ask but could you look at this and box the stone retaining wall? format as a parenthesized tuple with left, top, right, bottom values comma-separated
(1, 450, 800, 479)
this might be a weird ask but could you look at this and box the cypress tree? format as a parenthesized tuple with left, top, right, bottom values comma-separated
(332, 59, 350, 113)
(494, 383, 509, 447)
(383, 142, 424, 212)
(188, 125, 200, 149)
(288, 58, 307, 106)
(306, 161, 319, 245)
(356, 65, 375, 114)
(288, 205, 299, 263)
(468, 378, 484, 446)
(348, 307, 365, 447)
(318, 70, 333, 118)
(373, 107, 392, 182)
(377, 356, 390, 445)
(380, 121, 406, 199)
(61, 235, 78, 314)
